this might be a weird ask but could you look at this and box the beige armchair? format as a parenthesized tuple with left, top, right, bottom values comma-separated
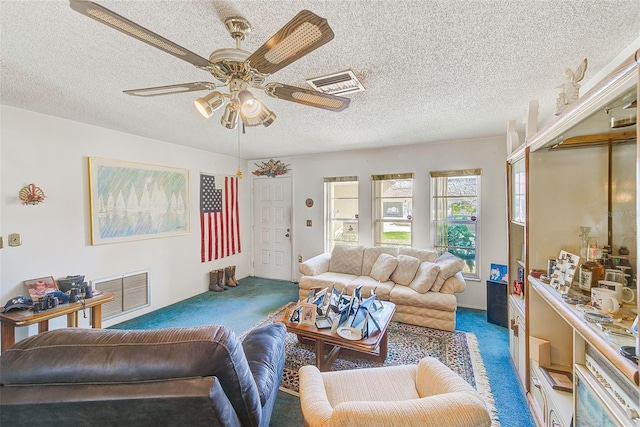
(299, 357, 491, 427)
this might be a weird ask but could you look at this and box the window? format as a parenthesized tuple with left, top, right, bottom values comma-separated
(373, 173, 413, 247)
(431, 169, 481, 279)
(325, 176, 359, 251)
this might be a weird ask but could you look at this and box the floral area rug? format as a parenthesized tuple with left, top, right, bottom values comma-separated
(240, 302, 500, 426)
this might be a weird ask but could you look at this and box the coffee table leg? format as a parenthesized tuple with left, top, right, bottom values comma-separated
(315, 340, 343, 372)
(378, 330, 388, 359)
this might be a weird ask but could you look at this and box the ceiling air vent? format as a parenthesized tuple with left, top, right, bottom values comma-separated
(306, 70, 364, 95)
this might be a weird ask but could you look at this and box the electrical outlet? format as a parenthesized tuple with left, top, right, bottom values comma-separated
(298, 255, 303, 263)
(306, 220, 312, 227)
(8, 233, 21, 247)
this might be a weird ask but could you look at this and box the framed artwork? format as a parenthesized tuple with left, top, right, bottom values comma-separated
(88, 157, 190, 245)
(24, 276, 58, 301)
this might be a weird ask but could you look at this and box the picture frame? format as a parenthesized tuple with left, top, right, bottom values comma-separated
(489, 263, 508, 284)
(24, 276, 58, 301)
(300, 303, 317, 326)
(539, 366, 573, 392)
(549, 250, 580, 294)
(288, 305, 302, 323)
(88, 157, 190, 245)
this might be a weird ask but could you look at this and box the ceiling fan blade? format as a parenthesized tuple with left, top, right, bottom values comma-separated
(123, 82, 218, 97)
(264, 83, 349, 112)
(69, 0, 212, 70)
(247, 10, 334, 75)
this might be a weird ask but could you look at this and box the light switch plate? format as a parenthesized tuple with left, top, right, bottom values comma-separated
(8, 233, 21, 247)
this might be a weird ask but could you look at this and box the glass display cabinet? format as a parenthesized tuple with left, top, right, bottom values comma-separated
(506, 50, 639, 426)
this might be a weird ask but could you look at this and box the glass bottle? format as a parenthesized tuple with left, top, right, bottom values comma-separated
(578, 226, 591, 259)
(579, 238, 604, 292)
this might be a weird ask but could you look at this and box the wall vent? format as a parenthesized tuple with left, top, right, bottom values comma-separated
(306, 69, 365, 95)
(93, 270, 150, 320)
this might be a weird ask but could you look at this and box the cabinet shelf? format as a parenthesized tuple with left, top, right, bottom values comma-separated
(530, 360, 573, 427)
(530, 277, 638, 385)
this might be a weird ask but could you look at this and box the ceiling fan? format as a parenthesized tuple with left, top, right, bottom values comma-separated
(69, 0, 350, 130)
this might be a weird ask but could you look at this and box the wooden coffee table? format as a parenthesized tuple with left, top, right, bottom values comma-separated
(276, 300, 396, 371)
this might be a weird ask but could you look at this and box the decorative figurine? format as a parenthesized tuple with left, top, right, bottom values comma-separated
(554, 58, 588, 116)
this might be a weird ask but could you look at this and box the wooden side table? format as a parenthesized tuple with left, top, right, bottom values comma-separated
(0, 292, 115, 351)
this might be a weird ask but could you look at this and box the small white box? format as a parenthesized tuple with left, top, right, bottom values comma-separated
(529, 336, 551, 368)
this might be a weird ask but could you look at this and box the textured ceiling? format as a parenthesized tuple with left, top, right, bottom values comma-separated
(2, 0, 640, 159)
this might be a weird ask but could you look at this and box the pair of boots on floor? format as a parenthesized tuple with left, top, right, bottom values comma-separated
(209, 265, 238, 292)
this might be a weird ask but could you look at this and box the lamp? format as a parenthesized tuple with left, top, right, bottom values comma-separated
(238, 90, 277, 127)
(194, 88, 277, 129)
(220, 102, 239, 129)
(193, 91, 224, 118)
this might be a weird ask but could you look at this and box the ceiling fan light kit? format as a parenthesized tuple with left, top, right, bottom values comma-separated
(69, 0, 351, 131)
(221, 103, 240, 130)
(194, 91, 225, 119)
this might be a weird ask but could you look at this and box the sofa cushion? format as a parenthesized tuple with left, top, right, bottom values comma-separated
(369, 253, 398, 282)
(389, 285, 456, 311)
(398, 247, 438, 263)
(439, 272, 466, 294)
(432, 252, 465, 292)
(408, 261, 440, 293)
(329, 245, 365, 276)
(347, 276, 395, 301)
(361, 247, 399, 276)
(298, 272, 355, 292)
(299, 252, 331, 276)
(390, 255, 420, 286)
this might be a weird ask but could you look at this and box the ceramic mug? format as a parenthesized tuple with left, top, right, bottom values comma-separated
(604, 269, 627, 285)
(591, 287, 619, 314)
(598, 280, 635, 303)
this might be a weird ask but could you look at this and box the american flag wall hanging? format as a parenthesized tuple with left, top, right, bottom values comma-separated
(200, 174, 241, 262)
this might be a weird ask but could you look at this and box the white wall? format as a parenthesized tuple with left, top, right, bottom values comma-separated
(1, 105, 509, 350)
(259, 136, 508, 309)
(0, 106, 251, 345)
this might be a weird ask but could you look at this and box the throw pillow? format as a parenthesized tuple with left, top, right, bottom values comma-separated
(369, 253, 398, 282)
(398, 247, 438, 263)
(432, 252, 465, 292)
(390, 255, 421, 286)
(408, 262, 440, 293)
(328, 245, 365, 275)
(439, 272, 466, 294)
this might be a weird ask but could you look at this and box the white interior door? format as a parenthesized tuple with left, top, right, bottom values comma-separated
(252, 176, 293, 281)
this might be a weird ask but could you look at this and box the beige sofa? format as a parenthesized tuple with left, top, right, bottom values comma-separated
(298, 245, 466, 331)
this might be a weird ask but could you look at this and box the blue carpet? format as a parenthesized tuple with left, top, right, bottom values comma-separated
(457, 307, 535, 426)
(109, 276, 298, 333)
(110, 277, 534, 426)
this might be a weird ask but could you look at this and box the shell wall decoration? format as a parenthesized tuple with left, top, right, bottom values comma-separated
(19, 183, 46, 205)
(252, 159, 290, 177)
